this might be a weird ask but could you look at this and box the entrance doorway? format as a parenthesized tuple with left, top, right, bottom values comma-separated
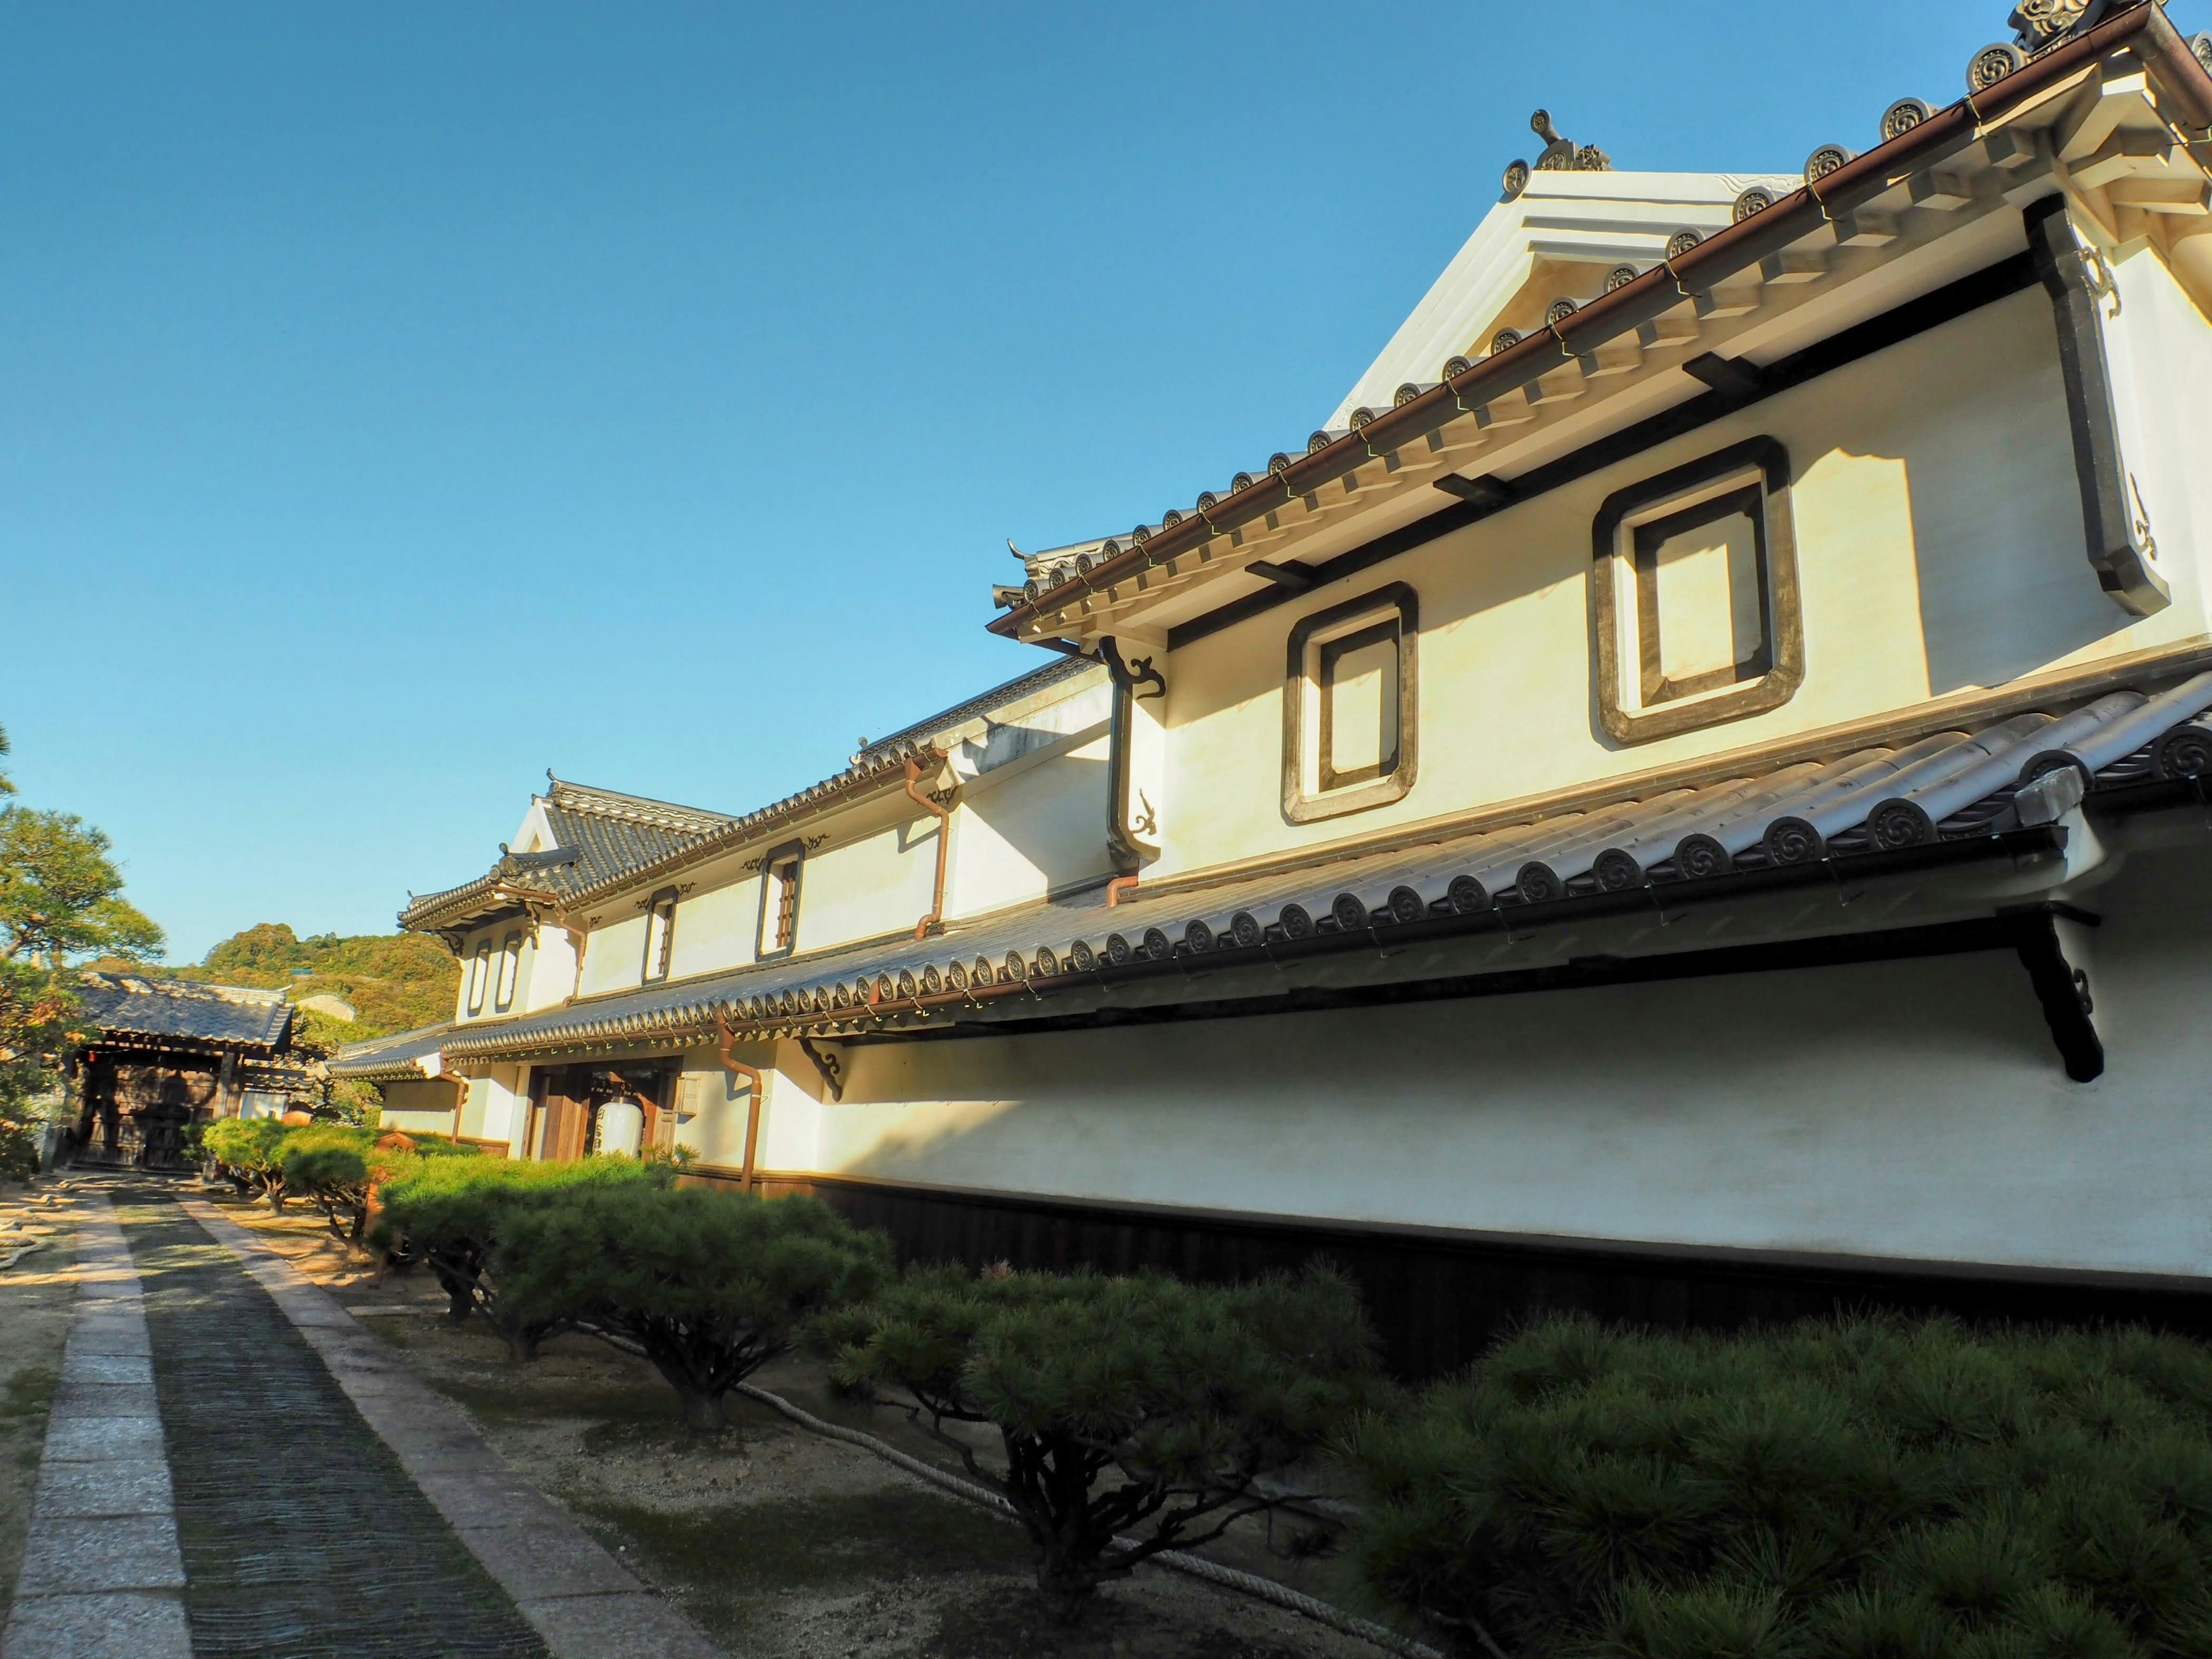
(522, 1062, 673, 1162)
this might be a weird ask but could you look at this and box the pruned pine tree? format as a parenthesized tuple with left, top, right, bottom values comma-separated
(372, 1154, 665, 1340)
(493, 1184, 888, 1430)
(202, 1117, 294, 1209)
(819, 1263, 1383, 1620)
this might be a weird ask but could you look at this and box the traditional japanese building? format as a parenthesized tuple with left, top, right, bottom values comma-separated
(69, 973, 305, 1169)
(340, 2, 2212, 1373)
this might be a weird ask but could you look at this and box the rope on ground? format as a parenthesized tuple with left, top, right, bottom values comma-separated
(729, 1379, 1445, 1659)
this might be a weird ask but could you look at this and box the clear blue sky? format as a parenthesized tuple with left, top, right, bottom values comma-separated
(5, 2, 2204, 964)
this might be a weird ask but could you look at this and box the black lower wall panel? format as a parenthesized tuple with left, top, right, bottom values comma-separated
(730, 1173, 2212, 1382)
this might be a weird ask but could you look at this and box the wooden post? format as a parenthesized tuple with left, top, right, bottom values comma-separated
(215, 1045, 241, 1119)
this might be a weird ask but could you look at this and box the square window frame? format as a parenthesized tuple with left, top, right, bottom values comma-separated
(1281, 582, 1419, 825)
(1590, 436, 1803, 745)
(754, 841, 805, 962)
(640, 889, 679, 985)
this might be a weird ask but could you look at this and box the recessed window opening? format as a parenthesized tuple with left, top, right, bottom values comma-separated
(1282, 582, 1419, 825)
(493, 932, 522, 1011)
(756, 842, 805, 960)
(642, 889, 678, 983)
(1630, 479, 1773, 707)
(465, 941, 491, 1015)
(1319, 619, 1403, 790)
(1590, 437, 1802, 744)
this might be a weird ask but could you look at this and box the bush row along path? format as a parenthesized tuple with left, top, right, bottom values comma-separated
(2, 1181, 722, 1659)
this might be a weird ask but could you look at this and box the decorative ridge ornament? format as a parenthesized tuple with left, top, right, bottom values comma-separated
(1502, 109, 1612, 199)
(2009, 0, 2109, 51)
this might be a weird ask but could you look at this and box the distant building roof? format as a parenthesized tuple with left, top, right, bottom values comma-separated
(402, 660, 1108, 935)
(399, 778, 736, 934)
(76, 974, 294, 1053)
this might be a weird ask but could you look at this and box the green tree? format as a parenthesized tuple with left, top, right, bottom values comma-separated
(820, 1263, 1383, 1620)
(1347, 1315, 2212, 1659)
(372, 1154, 660, 1332)
(495, 1184, 889, 1430)
(203, 1118, 295, 1209)
(0, 803, 164, 1125)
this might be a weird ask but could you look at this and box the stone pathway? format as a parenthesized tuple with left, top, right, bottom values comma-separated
(4, 1188, 722, 1659)
(2, 1194, 189, 1658)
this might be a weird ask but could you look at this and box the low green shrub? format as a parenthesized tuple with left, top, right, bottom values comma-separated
(371, 1154, 657, 1334)
(203, 1117, 295, 1208)
(1347, 1314, 2212, 1659)
(0, 1114, 40, 1180)
(819, 1262, 1384, 1620)
(281, 1127, 477, 1244)
(494, 1184, 887, 1433)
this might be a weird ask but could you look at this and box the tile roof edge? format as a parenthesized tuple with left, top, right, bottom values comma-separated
(77, 971, 290, 1009)
(553, 741, 950, 914)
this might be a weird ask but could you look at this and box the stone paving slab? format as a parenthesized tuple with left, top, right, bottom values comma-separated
(59, 1351, 156, 1384)
(39, 1415, 168, 1462)
(16, 1515, 187, 1594)
(51, 1378, 162, 1418)
(2, 1196, 192, 1659)
(0, 1592, 194, 1659)
(181, 1199, 724, 1659)
(31, 1457, 176, 1520)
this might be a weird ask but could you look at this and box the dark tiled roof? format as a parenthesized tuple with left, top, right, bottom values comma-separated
(412, 671, 2212, 1066)
(400, 779, 735, 932)
(76, 974, 293, 1051)
(551, 660, 1113, 915)
(327, 1021, 458, 1082)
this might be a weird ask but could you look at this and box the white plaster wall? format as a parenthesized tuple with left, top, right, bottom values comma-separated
(2106, 240, 2212, 630)
(948, 734, 1113, 919)
(460, 1066, 525, 1147)
(379, 1078, 457, 1135)
(789, 844, 2212, 1280)
(668, 1039, 821, 1175)
(1153, 290, 2204, 880)
(668, 876, 763, 982)
(577, 910, 651, 999)
(794, 822, 938, 958)
(521, 928, 578, 1014)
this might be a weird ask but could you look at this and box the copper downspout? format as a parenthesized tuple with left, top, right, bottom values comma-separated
(715, 1017, 764, 1192)
(904, 755, 959, 940)
(1107, 876, 1139, 907)
(986, 1, 2212, 643)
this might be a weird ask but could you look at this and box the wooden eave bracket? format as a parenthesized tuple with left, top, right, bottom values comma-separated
(2007, 906, 2104, 1083)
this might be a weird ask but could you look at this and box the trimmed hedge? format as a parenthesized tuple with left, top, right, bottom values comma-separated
(1348, 1314, 2212, 1659)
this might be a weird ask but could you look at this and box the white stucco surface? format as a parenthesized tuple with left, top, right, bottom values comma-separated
(775, 846, 2212, 1279)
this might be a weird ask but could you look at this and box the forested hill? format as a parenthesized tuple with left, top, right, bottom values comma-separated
(120, 923, 460, 1040)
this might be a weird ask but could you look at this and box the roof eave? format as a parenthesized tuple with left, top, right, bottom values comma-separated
(987, 0, 2212, 643)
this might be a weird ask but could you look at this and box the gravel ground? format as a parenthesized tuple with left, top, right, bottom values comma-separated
(0, 1176, 83, 1613)
(212, 1195, 1396, 1659)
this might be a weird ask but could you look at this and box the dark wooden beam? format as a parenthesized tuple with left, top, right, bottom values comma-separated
(1433, 473, 1514, 508)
